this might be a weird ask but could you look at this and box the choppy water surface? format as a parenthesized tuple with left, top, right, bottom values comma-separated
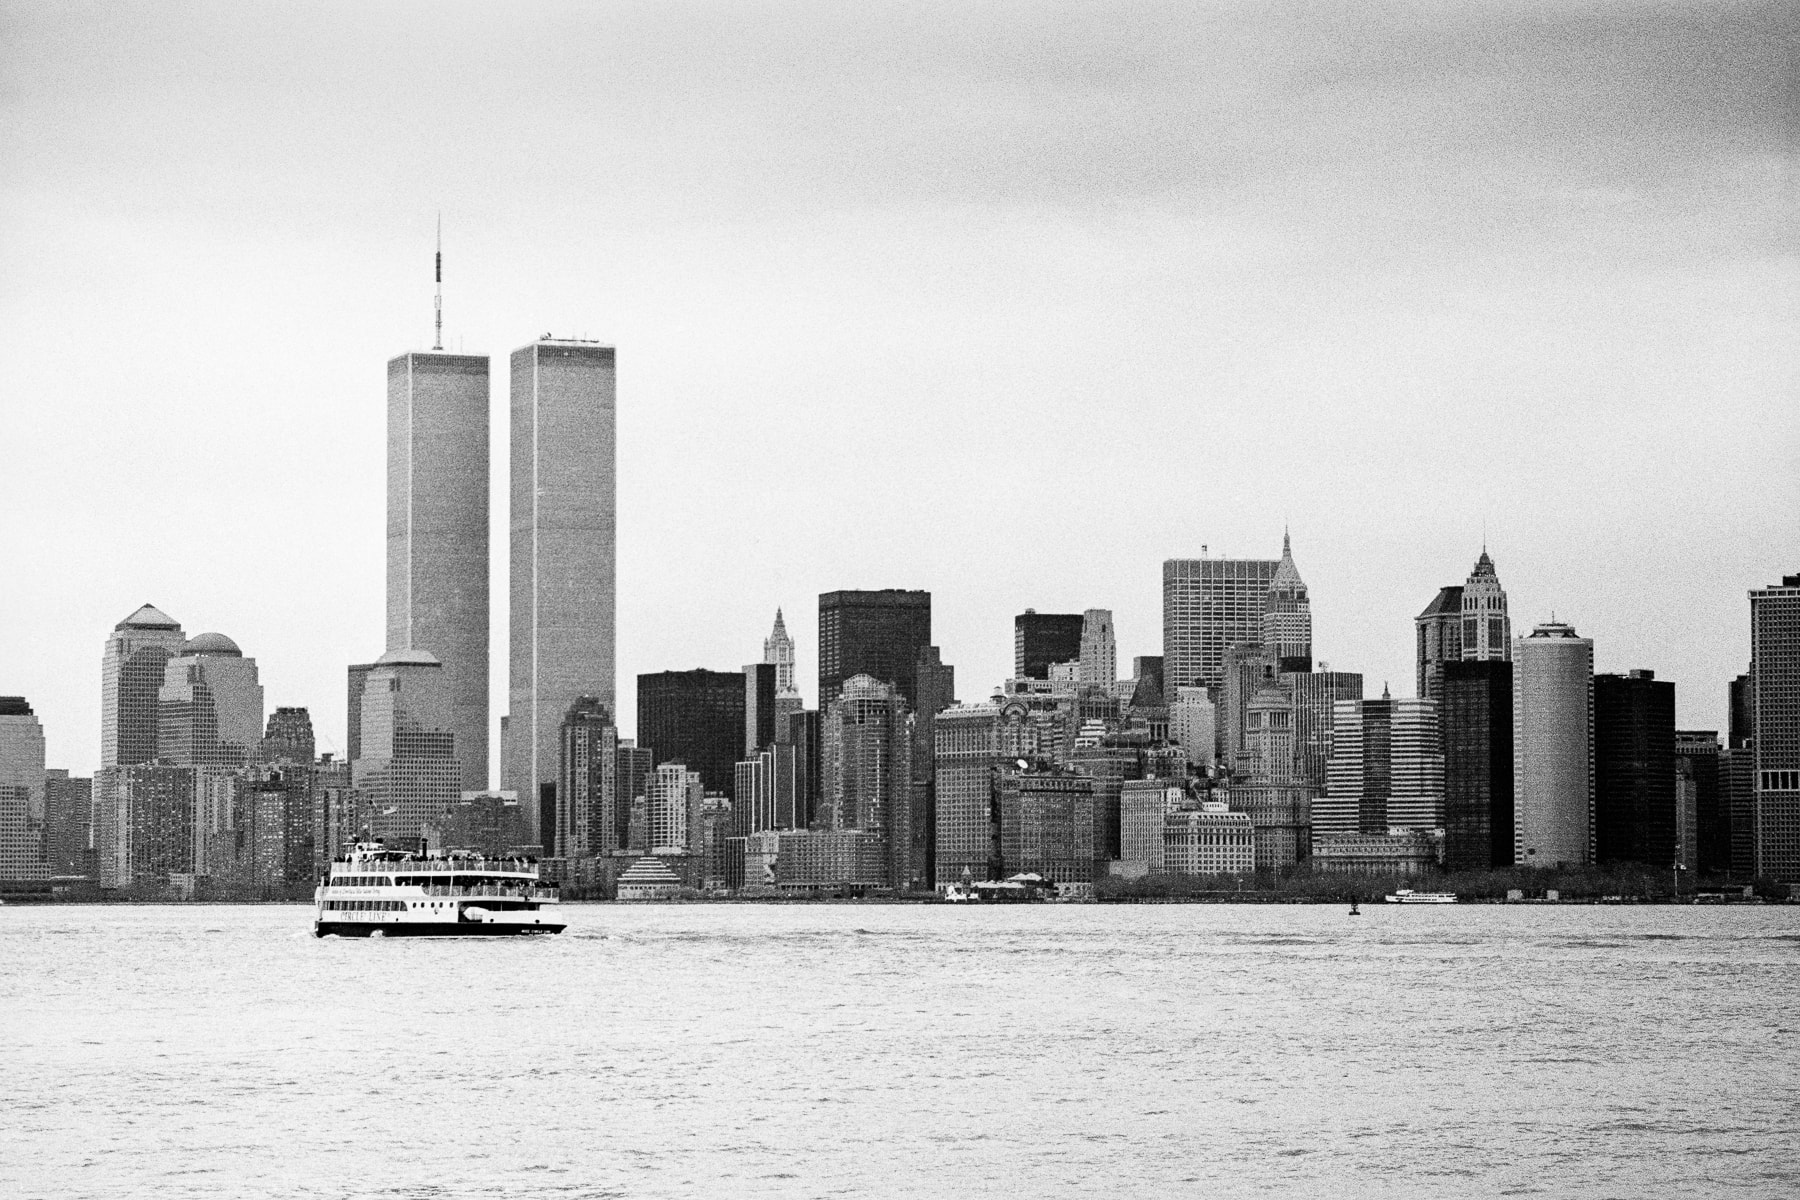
(4, 903, 1797, 1199)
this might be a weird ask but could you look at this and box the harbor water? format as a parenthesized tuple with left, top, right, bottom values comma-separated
(4, 902, 1796, 1198)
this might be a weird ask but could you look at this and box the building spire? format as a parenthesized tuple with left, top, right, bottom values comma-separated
(433, 212, 443, 351)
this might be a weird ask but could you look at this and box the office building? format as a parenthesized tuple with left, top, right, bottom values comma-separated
(1593, 670, 1676, 866)
(1285, 670, 1365, 790)
(820, 674, 914, 887)
(1162, 553, 1280, 696)
(637, 670, 746, 801)
(1221, 642, 1278, 767)
(1262, 531, 1312, 673)
(644, 762, 704, 854)
(743, 662, 779, 758)
(1079, 609, 1117, 688)
(0, 697, 47, 881)
(388, 349, 490, 792)
(1461, 549, 1512, 662)
(1015, 611, 1085, 681)
(1163, 804, 1257, 876)
(260, 707, 315, 765)
(1317, 692, 1444, 836)
(995, 767, 1097, 884)
(934, 704, 1002, 883)
(558, 696, 617, 858)
(507, 338, 617, 838)
(1118, 781, 1180, 875)
(1720, 745, 1757, 876)
(1170, 687, 1216, 770)
(351, 648, 462, 848)
(101, 603, 186, 768)
(157, 632, 264, 768)
(1440, 660, 1514, 871)
(763, 608, 797, 694)
(1513, 619, 1594, 867)
(1675, 731, 1726, 874)
(1415, 586, 1465, 704)
(1751, 574, 1800, 881)
(732, 744, 803, 836)
(93, 763, 196, 889)
(1728, 671, 1754, 749)
(1311, 829, 1442, 875)
(43, 770, 92, 878)
(818, 589, 932, 710)
(615, 741, 655, 853)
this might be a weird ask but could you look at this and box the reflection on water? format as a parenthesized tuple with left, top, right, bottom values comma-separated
(4, 903, 1796, 1198)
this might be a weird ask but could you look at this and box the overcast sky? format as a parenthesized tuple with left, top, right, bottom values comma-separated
(2, 0, 1794, 778)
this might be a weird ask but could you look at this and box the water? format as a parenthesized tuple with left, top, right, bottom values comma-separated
(4, 902, 1797, 1199)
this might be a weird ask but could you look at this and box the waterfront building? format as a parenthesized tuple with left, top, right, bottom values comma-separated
(1317, 692, 1443, 836)
(1163, 804, 1256, 876)
(1162, 553, 1281, 696)
(1169, 686, 1216, 770)
(350, 648, 462, 849)
(767, 828, 888, 892)
(1752, 574, 1800, 881)
(1223, 780, 1313, 871)
(93, 763, 196, 889)
(781, 710, 821, 828)
(101, 603, 186, 768)
(763, 608, 797, 694)
(558, 696, 617, 858)
(1079, 609, 1117, 689)
(637, 669, 745, 801)
(388, 349, 490, 792)
(1720, 746, 1757, 876)
(820, 674, 915, 888)
(616, 855, 684, 901)
(1262, 531, 1312, 673)
(0, 697, 47, 882)
(1119, 780, 1181, 875)
(506, 338, 617, 839)
(1675, 759, 1699, 873)
(1015, 611, 1085, 682)
(934, 703, 1002, 882)
(43, 770, 92, 878)
(157, 633, 264, 769)
(1440, 660, 1514, 871)
(1415, 586, 1465, 704)
(1593, 670, 1677, 866)
(1311, 829, 1442, 876)
(1284, 670, 1365, 790)
(818, 589, 932, 710)
(645, 762, 705, 854)
(1461, 550, 1512, 663)
(1675, 731, 1725, 874)
(995, 767, 1098, 884)
(744, 662, 778, 758)
(259, 707, 315, 764)
(1513, 619, 1594, 867)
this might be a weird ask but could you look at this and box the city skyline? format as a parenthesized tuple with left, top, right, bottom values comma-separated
(2, 3, 1792, 776)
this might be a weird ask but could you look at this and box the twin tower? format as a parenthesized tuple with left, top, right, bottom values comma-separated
(386, 340, 616, 817)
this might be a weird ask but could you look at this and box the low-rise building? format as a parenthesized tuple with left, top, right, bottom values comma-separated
(1163, 804, 1256, 876)
(1311, 829, 1443, 875)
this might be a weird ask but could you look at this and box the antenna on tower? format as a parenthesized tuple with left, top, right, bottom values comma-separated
(433, 213, 443, 351)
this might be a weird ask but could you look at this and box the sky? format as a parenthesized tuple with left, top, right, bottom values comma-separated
(1, 0, 1794, 778)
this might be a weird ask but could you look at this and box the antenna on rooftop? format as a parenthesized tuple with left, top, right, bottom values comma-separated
(433, 212, 443, 351)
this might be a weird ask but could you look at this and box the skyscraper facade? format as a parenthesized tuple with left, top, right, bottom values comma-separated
(1014, 611, 1085, 680)
(1675, 730, 1725, 874)
(1262, 532, 1312, 673)
(644, 762, 704, 854)
(507, 338, 617, 838)
(1460, 550, 1512, 663)
(1593, 670, 1676, 866)
(43, 770, 92, 878)
(1078, 609, 1117, 687)
(0, 697, 47, 882)
(934, 703, 1002, 883)
(260, 707, 316, 764)
(101, 603, 186, 768)
(637, 670, 746, 801)
(1317, 693, 1444, 836)
(1513, 619, 1594, 867)
(763, 609, 797, 694)
(743, 662, 778, 758)
(1415, 586, 1464, 704)
(351, 648, 462, 847)
(157, 632, 264, 768)
(1440, 659, 1514, 870)
(817, 590, 932, 710)
(558, 696, 618, 859)
(1284, 670, 1365, 790)
(93, 763, 196, 890)
(1162, 555, 1280, 696)
(820, 674, 914, 887)
(1751, 574, 1800, 882)
(388, 350, 490, 792)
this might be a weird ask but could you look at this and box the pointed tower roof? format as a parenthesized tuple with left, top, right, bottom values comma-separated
(116, 603, 180, 631)
(1469, 548, 1497, 579)
(1269, 529, 1306, 592)
(770, 608, 788, 639)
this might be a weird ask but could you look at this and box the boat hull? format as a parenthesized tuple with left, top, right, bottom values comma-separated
(314, 920, 566, 938)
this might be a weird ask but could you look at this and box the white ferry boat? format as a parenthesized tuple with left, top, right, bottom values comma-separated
(1384, 888, 1458, 904)
(313, 844, 565, 937)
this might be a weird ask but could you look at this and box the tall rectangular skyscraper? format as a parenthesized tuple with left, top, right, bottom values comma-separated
(818, 590, 931, 710)
(387, 350, 490, 792)
(1162, 557, 1280, 696)
(1751, 574, 1800, 882)
(506, 339, 617, 840)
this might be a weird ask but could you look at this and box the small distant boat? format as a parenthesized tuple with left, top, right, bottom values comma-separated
(1348, 900, 1360, 915)
(1384, 889, 1457, 904)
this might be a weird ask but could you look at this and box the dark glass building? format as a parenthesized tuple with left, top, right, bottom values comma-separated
(1675, 730, 1726, 874)
(637, 670, 746, 801)
(1013, 611, 1085, 681)
(1593, 669, 1676, 866)
(743, 662, 778, 758)
(818, 590, 932, 710)
(1440, 659, 1514, 870)
(784, 709, 821, 828)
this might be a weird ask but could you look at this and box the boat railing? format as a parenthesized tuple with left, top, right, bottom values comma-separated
(417, 884, 559, 900)
(334, 857, 537, 875)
